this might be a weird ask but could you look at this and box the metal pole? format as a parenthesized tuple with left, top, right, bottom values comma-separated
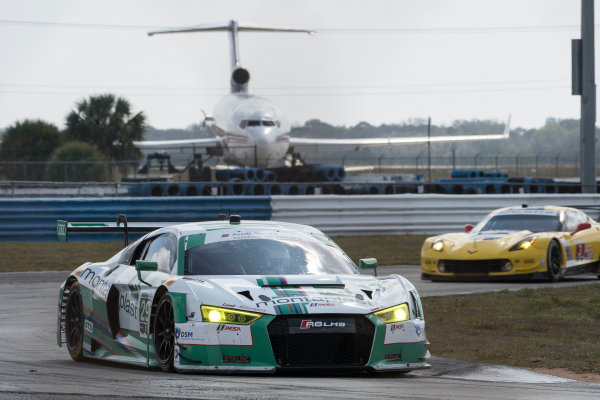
(427, 117, 431, 181)
(580, 0, 596, 192)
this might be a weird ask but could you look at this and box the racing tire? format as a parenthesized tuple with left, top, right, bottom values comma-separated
(547, 240, 562, 282)
(153, 294, 175, 372)
(65, 282, 85, 361)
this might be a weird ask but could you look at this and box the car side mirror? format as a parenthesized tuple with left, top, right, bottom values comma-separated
(135, 260, 158, 286)
(359, 258, 378, 277)
(571, 222, 592, 235)
(464, 224, 474, 233)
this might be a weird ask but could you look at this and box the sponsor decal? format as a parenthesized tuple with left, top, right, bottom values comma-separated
(175, 327, 193, 339)
(119, 293, 138, 320)
(385, 353, 403, 362)
(84, 319, 94, 333)
(415, 324, 425, 337)
(308, 303, 335, 307)
(575, 242, 585, 261)
(221, 234, 230, 238)
(217, 324, 242, 332)
(174, 348, 179, 361)
(223, 355, 250, 364)
(162, 279, 176, 287)
(300, 320, 346, 329)
(256, 295, 372, 308)
(288, 317, 356, 334)
(80, 268, 111, 298)
(390, 323, 405, 332)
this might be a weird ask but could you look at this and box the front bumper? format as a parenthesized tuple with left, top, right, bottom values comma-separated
(173, 314, 429, 372)
(421, 255, 546, 279)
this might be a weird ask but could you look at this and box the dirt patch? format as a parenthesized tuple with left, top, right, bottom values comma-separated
(532, 368, 600, 383)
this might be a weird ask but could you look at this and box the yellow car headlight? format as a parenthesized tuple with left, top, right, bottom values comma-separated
(373, 303, 410, 323)
(509, 236, 537, 251)
(201, 305, 262, 325)
(431, 240, 444, 252)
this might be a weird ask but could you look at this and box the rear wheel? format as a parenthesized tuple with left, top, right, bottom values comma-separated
(547, 240, 562, 282)
(65, 282, 84, 361)
(153, 294, 175, 372)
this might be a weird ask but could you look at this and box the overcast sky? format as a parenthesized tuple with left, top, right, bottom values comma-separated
(0, 0, 594, 131)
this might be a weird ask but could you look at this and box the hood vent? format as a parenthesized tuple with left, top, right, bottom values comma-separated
(238, 290, 253, 301)
(361, 289, 373, 299)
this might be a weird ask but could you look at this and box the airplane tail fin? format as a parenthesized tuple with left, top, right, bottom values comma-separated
(149, 20, 313, 93)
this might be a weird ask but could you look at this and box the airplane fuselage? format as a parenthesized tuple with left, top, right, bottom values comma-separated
(212, 93, 290, 168)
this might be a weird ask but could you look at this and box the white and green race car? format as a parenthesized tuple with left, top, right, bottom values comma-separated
(57, 215, 429, 373)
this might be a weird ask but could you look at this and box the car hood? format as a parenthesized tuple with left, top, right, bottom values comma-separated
(439, 230, 535, 254)
(179, 274, 413, 316)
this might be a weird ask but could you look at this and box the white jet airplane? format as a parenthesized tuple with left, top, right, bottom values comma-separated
(136, 20, 510, 168)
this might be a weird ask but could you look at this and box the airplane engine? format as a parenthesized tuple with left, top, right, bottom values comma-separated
(232, 67, 250, 86)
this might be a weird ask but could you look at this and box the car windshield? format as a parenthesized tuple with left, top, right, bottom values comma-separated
(477, 214, 562, 233)
(184, 237, 358, 276)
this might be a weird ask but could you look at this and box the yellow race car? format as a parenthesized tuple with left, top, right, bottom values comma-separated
(421, 205, 600, 281)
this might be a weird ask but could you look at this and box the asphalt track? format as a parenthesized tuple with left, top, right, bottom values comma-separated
(1, 268, 599, 399)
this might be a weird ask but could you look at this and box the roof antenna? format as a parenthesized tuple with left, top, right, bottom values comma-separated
(522, 204, 528, 208)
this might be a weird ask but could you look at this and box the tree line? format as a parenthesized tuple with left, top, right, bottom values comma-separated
(1, 91, 596, 181)
(0, 94, 145, 181)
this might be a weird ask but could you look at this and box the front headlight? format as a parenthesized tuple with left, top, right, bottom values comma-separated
(431, 239, 444, 252)
(201, 305, 262, 325)
(509, 236, 537, 251)
(373, 303, 410, 323)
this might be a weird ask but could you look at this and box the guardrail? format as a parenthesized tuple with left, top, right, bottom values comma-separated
(271, 194, 600, 235)
(0, 197, 272, 241)
(2, 194, 600, 241)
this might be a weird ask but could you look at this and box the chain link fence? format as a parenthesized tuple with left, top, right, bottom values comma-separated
(0, 153, 592, 183)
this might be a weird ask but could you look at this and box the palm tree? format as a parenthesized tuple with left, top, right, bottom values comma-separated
(65, 94, 146, 161)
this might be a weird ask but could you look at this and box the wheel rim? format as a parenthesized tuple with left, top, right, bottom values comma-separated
(155, 300, 174, 364)
(549, 244, 561, 275)
(66, 289, 82, 347)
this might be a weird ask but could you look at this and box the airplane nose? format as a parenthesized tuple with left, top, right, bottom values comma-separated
(247, 127, 280, 167)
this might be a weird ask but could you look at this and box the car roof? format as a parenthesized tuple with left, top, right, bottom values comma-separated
(152, 219, 324, 238)
(492, 205, 571, 217)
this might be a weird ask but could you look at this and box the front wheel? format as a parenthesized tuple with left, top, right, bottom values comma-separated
(547, 240, 562, 282)
(153, 294, 175, 372)
(65, 282, 84, 361)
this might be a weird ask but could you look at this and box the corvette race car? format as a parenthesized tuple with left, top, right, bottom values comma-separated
(57, 215, 429, 373)
(421, 205, 600, 281)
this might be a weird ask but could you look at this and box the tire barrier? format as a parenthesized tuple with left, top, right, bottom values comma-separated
(126, 169, 566, 197)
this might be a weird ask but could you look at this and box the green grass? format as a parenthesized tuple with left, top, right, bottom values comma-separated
(0, 235, 428, 272)
(423, 285, 600, 374)
(0, 241, 124, 272)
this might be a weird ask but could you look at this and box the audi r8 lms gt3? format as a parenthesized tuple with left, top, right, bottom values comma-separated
(421, 205, 600, 281)
(57, 216, 429, 373)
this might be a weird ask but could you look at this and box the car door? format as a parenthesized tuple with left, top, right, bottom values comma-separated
(563, 210, 599, 267)
(104, 233, 177, 362)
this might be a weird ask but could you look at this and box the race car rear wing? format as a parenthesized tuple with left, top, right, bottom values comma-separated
(57, 215, 178, 246)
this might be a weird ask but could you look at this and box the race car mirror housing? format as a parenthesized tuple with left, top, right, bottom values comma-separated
(136, 260, 158, 286)
(359, 258, 378, 277)
(464, 224, 474, 233)
(571, 222, 591, 236)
